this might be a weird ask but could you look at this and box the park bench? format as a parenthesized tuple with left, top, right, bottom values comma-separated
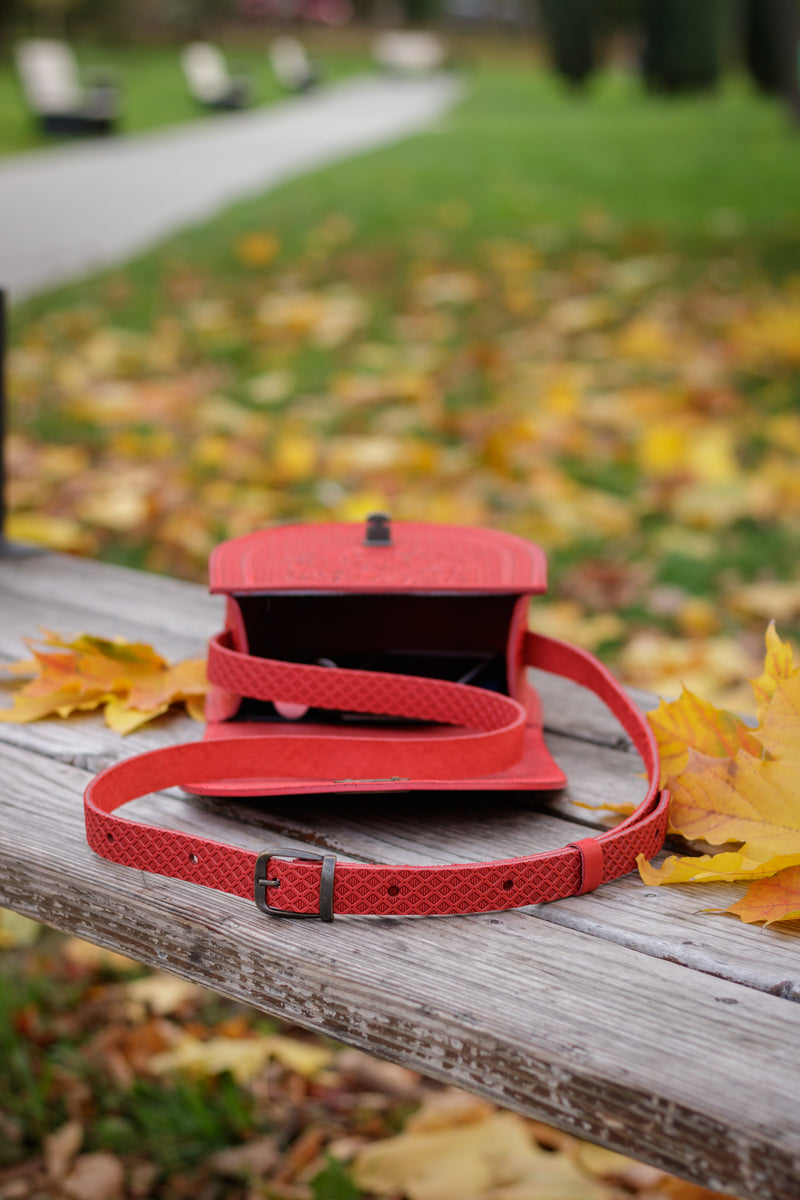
(13, 38, 118, 136)
(1, 548, 799, 1200)
(372, 31, 449, 75)
(181, 42, 251, 111)
(268, 36, 320, 94)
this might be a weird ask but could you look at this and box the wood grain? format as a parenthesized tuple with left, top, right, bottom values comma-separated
(2, 551, 799, 1200)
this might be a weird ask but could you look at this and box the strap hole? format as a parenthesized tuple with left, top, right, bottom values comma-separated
(387, 885, 400, 896)
(502, 878, 514, 891)
(189, 853, 199, 864)
(106, 833, 113, 842)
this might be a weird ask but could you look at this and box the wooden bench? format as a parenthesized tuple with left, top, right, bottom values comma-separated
(181, 42, 251, 111)
(1, 549, 799, 1200)
(372, 31, 450, 75)
(14, 38, 119, 136)
(268, 37, 320, 93)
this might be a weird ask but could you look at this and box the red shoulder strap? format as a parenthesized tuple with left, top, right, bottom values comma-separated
(84, 632, 668, 919)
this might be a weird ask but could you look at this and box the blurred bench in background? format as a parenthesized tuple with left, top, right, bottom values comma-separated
(14, 38, 119, 136)
(181, 42, 251, 111)
(269, 36, 320, 93)
(372, 31, 449, 75)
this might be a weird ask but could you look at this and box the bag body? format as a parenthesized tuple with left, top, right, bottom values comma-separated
(196, 518, 566, 797)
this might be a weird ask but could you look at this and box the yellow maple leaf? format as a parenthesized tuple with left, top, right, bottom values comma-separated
(640, 626, 800, 923)
(637, 848, 800, 886)
(750, 621, 796, 721)
(647, 688, 763, 785)
(0, 631, 207, 733)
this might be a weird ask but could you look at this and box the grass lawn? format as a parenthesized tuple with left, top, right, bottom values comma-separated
(0, 34, 370, 155)
(8, 55, 800, 707)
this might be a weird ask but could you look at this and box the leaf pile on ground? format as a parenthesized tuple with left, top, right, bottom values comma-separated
(0, 925, 743, 1200)
(8, 225, 800, 708)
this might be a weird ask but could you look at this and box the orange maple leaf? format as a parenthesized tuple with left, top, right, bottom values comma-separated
(0, 630, 208, 733)
(721, 865, 800, 927)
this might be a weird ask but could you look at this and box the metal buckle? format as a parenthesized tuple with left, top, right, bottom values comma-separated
(254, 848, 336, 922)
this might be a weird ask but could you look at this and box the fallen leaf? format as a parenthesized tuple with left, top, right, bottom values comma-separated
(5, 511, 95, 554)
(61, 937, 139, 973)
(720, 864, 800, 926)
(274, 1126, 326, 1183)
(637, 848, 800, 887)
(268, 1035, 333, 1078)
(729, 580, 800, 624)
(61, 1153, 124, 1200)
(750, 622, 796, 721)
(88, 1017, 177, 1089)
(639, 625, 800, 923)
(0, 631, 207, 733)
(352, 1111, 609, 1200)
(647, 689, 764, 785)
(123, 972, 207, 1017)
(45, 1121, 84, 1181)
(571, 1143, 664, 1190)
(148, 1033, 274, 1084)
(209, 1135, 279, 1178)
(236, 231, 280, 267)
(336, 1048, 421, 1098)
(103, 696, 171, 734)
(406, 1088, 495, 1133)
(148, 1032, 331, 1084)
(0, 909, 43, 948)
(665, 714, 800, 859)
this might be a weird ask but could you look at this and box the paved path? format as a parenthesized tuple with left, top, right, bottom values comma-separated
(0, 74, 462, 303)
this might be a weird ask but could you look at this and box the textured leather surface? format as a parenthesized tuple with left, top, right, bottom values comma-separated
(209, 521, 548, 595)
(568, 837, 606, 896)
(206, 631, 527, 777)
(84, 630, 668, 918)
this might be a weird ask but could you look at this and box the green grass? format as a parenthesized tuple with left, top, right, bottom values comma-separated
(14, 59, 800, 327)
(0, 35, 369, 156)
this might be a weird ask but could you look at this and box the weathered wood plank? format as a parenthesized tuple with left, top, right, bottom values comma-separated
(3, 550, 800, 1200)
(2, 740, 800, 1199)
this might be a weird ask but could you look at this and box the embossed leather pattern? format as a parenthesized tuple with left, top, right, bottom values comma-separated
(84, 630, 668, 919)
(206, 631, 527, 777)
(209, 522, 548, 594)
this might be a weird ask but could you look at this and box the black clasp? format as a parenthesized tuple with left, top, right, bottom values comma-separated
(364, 512, 392, 546)
(254, 848, 336, 921)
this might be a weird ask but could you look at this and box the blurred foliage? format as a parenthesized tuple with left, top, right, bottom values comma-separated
(6, 58, 800, 716)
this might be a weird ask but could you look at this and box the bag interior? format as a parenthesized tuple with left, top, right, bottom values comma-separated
(231, 592, 519, 724)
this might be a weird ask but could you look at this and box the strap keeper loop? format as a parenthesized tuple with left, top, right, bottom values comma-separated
(568, 837, 604, 896)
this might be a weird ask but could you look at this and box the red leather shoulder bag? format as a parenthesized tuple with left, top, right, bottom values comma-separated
(84, 516, 668, 920)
